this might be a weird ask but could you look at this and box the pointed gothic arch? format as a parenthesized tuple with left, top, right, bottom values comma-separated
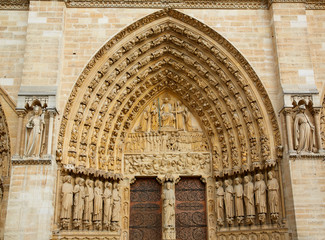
(57, 9, 280, 176)
(53, 9, 290, 239)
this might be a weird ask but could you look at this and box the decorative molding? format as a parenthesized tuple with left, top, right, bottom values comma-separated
(11, 154, 53, 165)
(1, 0, 325, 10)
(65, 0, 268, 9)
(0, 0, 29, 10)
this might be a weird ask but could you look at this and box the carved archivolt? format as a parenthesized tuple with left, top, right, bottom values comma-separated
(0, 103, 11, 239)
(0, 104, 10, 180)
(57, 9, 280, 178)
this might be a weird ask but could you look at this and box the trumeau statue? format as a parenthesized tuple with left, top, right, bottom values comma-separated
(224, 179, 234, 225)
(215, 181, 224, 226)
(243, 175, 255, 224)
(103, 182, 113, 230)
(233, 177, 244, 224)
(73, 177, 85, 229)
(83, 179, 94, 228)
(24, 105, 45, 158)
(162, 181, 176, 240)
(294, 104, 315, 153)
(267, 171, 280, 222)
(111, 182, 121, 231)
(93, 180, 103, 230)
(60, 175, 73, 229)
(254, 173, 267, 223)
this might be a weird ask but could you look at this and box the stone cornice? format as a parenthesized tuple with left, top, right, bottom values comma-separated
(1, 0, 324, 10)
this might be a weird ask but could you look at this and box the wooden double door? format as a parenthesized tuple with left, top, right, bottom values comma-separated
(129, 177, 207, 240)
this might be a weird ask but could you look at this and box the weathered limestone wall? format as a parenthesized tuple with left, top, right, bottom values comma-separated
(0, 11, 28, 103)
(306, 10, 325, 98)
(20, 0, 65, 87)
(4, 165, 57, 240)
(288, 159, 325, 240)
(270, 3, 317, 92)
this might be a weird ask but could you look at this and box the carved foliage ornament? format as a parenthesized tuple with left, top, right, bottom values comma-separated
(57, 9, 279, 177)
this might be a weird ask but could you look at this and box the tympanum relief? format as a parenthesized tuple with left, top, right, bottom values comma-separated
(124, 94, 211, 177)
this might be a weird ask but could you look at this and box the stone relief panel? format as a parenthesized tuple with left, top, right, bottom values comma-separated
(124, 94, 211, 177)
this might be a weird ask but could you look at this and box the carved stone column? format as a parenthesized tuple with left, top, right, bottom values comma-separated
(13, 110, 25, 158)
(46, 110, 56, 156)
(284, 109, 293, 153)
(313, 108, 323, 153)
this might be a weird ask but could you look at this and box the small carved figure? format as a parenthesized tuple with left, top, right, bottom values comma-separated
(24, 105, 45, 158)
(60, 175, 73, 229)
(184, 107, 194, 131)
(294, 105, 315, 153)
(254, 173, 267, 223)
(103, 182, 113, 230)
(93, 180, 103, 230)
(215, 181, 224, 226)
(174, 101, 185, 130)
(234, 177, 244, 224)
(150, 101, 159, 131)
(111, 182, 121, 231)
(224, 179, 234, 225)
(136, 106, 149, 132)
(267, 171, 280, 222)
(161, 96, 175, 129)
(243, 175, 255, 224)
(83, 179, 94, 228)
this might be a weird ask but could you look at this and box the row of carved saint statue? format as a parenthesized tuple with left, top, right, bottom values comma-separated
(215, 171, 280, 227)
(60, 175, 121, 231)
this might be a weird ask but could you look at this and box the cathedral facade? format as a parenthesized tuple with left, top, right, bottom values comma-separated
(0, 1, 325, 239)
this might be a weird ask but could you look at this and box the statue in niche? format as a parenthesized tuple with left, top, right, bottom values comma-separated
(136, 106, 149, 132)
(224, 179, 234, 225)
(174, 101, 185, 130)
(150, 101, 159, 131)
(161, 96, 175, 129)
(294, 104, 316, 153)
(111, 182, 121, 231)
(215, 181, 224, 226)
(267, 171, 280, 222)
(93, 180, 103, 230)
(162, 181, 175, 239)
(24, 105, 45, 158)
(73, 177, 85, 229)
(103, 182, 113, 230)
(243, 175, 255, 224)
(254, 173, 267, 223)
(83, 179, 94, 228)
(60, 175, 73, 229)
(234, 177, 244, 224)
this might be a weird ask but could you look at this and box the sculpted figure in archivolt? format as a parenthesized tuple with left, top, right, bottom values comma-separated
(294, 104, 315, 153)
(24, 105, 45, 157)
